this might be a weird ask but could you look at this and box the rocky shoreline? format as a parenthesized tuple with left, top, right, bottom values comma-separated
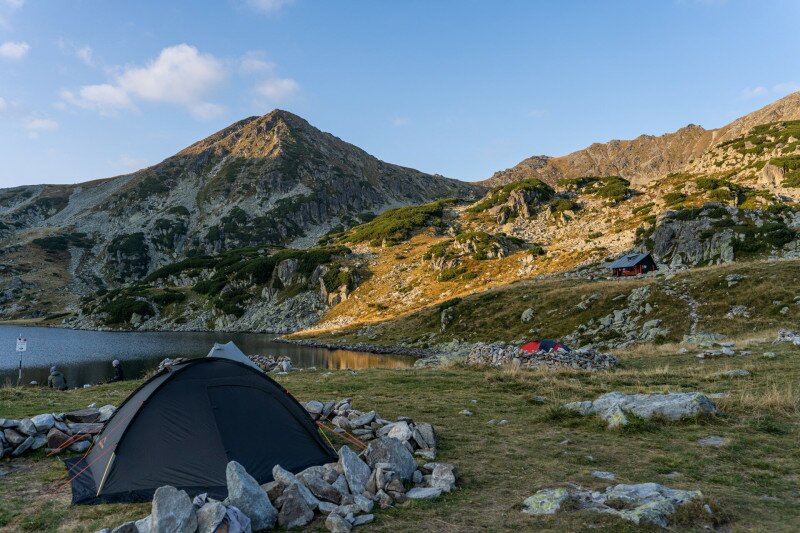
(274, 338, 437, 359)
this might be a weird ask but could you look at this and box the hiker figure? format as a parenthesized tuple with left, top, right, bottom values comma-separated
(110, 359, 125, 383)
(48, 366, 67, 390)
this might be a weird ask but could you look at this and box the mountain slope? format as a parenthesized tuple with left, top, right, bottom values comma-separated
(485, 92, 800, 188)
(0, 110, 482, 319)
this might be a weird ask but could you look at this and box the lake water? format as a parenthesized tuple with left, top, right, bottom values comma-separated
(0, 325, 412, 387)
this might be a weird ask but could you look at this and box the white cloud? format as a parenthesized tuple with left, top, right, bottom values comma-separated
(391, 116, 410, 127)
(773, 81, 800, 95)
(75, 46, 93, 66)
(246, 0, 295, 13)
(255, 77, 299, 101)
(61, 44, 226, 118)
(58, 39, 94, 66)
(61, 84, 133, 115)
(23, 116, 58, 137)
(240, 51, 274, 73)
(3, 0, 25, 8)
(0, 41, 29, 60)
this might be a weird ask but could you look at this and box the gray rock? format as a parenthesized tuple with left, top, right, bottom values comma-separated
(4, 428, 26, 446)
(352, 514, 374, 526)
(720, 369, 751, 377)
(134, 516, 151, 533)
(150, 486, 197, 533)
(98, 405, 117, 423)
(338, 445, 371, 496)
(196, 501, 226, 533)
(278, 483, 315, 529)
(318, 501, 338, 514)
(31, 434, 47, 450)
(11, 436, 33, 456)
(17, 418, 37, 436)
(363, 437, 416, 481)
(301, 471, 341, 503)
(0, 419, 19, 429)
(697, 436, 729, 447)
(412, 470, 423, 484)
(521, 308, 535, 323)
(429, 463, 458, 492)
(331, 473, 351, 498)
(406, 487, 443, 500)
(325, 513, 352, 533)
(386, 420, 413, 442)
(353, 493, 374, 513)
(273, 464, 319, 509)
(226, 461, 277, 531)
(591, 471, 616, 480)
(30, 413, 55, 433)
(522, 487, 571, 515)
(348, 410, 375, 427)
(459, 409, 473, 416)
(70, 440, 91, 453)
(305, 401, 324, 415)
(110, 521, 139, 533)
(564, 391, 720, 428)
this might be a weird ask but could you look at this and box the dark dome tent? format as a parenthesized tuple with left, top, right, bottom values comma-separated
(66, 358, 336, 504)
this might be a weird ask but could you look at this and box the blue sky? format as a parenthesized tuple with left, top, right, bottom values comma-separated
(0, 0, 799, 187)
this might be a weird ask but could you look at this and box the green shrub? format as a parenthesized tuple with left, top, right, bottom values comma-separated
(467, 179, 554, 213)
(32, 232, 92, 254)
(345, 199, 456, 246)
(664, 192, 687, 206)
(151, 290, 187, 307)
(100, 297, 154, 325)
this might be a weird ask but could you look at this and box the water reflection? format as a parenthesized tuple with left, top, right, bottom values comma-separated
(0, 325, 411, 386)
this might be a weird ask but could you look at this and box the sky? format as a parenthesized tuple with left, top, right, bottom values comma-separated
(0, 0, 799, 188)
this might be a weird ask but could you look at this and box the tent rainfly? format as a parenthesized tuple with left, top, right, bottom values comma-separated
(521, 339, 571, 353)
(206, 341, 262, 371)
(66, 358, 336, 504)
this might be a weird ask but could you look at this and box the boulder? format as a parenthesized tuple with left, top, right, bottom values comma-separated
(305, 401, 324, 416)
(522, 488, 571, 515)
(98, 405, 117, 423)
(47, 427, 71, 449)
(65, 408, 101, 423)
(30, 413, 55, 433)
(352, 514, 374, 526)
(697, 436, 729, 447)
(11, 436, 33, 456)
(325, 513, 352, 533)
(272, 464, 319, 509)
(70, 441, 91, 453)
(31, 434, 47, 450)
(429, 463, 458, 492)
(348, 411, 375, 428)
(0, 419, 19, 429)
(278, 483, 315, 529)
(363, 437, 416, 481)
(414, 422, 437, 450)
(110, 521, 139, 533)
(301, 472, 342, 503)
(4, 428, 26, 446)
(406, 487, 443, 500)
(226, 461, 277, 531)
(564, 391, 720, 428)
(387, 421, 413, 442)
(196, 501, 226, 533)
(338, 445, 371, 495)
(150, 486, 197, 533)
(521, 308, 535, 323)
(17, 418, 37, 436)
(134, 516, 151, 533)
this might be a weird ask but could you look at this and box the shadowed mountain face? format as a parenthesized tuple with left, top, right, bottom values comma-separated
(485, 91, 800, 188)
(0, 110, 482, 301)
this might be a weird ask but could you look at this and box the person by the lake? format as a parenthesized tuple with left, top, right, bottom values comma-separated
(110, 359, 125, 382)
(47, 366, 67, 390)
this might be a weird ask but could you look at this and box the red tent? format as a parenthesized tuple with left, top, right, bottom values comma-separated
(521, 339, 570, 353)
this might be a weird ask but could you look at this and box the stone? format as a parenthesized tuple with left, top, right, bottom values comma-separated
(30, 413, 55, 433)
(306, 401, 324, 416)
(414, 449, 436, 461)
(406, 487, 443, 500)
(348, 411, 376, 427)
(278, 483, 315, 529)
(522, 488, 571, 515)
(65, 408, 101, 423)
(0, 419, 19, 429)
(325, 513, 352, 533)
(31, 434, 47, 450)
(521, 308, 535, 323)
(353, 493, 374, 513)
(4, 428, 26, 446)
(46, 427, 71, 450)
(17, 418, 37, 436)
(387, 420, 413, 442)
(11, 436, 34, 456)
(70, 441, 91, 453)
(301, 471, 341, 504)
(110, 521, 139, 533)
(412, 470, 423, 484)
(261, 480, 284, 501)
(150, 486, 197, 533)
(318, 501, 338, 514)
(592, 471, 616, 480)
(226, 461, 277, 531)
(196, 501, 226, 533)
(353, 514, 374, 526)
(134, 516, 151, 533)
(273, 464, 319, 509)
(603, 483, 703, 528)
(332, 474, 350, 498)
(564, 391, 720, 428)
(697, 436, 729, 447)
(429, 463, 458, 492)
(459, 410, 473, 416)
(363, 437, 416, 481)
(721, 369, 751, 377)
(98, 405, 117, 423)
(338, 445, 372, 495)
(375, 489, 392, 509)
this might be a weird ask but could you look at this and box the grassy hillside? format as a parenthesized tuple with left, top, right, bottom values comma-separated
(1, 338, 799, 531)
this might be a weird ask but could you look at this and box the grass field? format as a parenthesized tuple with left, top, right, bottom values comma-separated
(1, 336, 799, 532)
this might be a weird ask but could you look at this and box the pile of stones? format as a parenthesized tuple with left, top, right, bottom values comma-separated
(303, 398, 439, 460)
(563, 392, 720, 429)
(1, 404, 115, 458)
(100, 433, 458, 532)
(251, 355, 295, 373)
(522, 482, 707, 528)
(465, 342, 618, 371)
